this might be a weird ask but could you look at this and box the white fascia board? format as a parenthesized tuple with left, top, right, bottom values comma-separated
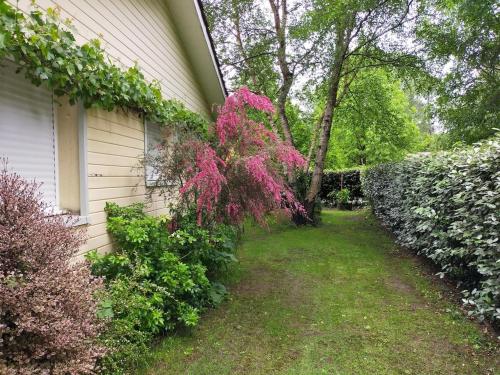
(165, 0, 227, 115)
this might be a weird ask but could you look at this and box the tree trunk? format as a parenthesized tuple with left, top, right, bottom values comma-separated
(268, 0, 294, 146)
(303, 21, 354, 219)
(266, 112, 280, 136)
(304, 111, 324, 172)
(277, 75, 294, 146)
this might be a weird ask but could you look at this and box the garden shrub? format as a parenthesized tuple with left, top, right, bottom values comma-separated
(87, 202, 237, 373)
(328, 188, 351, 209)
(145, 87, 306, 226)
(320, 169, 363, 207)
(362, 136, 500, 323)
(0, 164, 104, 374)
(168, 208, 238, 277)
(94, 276, 158, 374)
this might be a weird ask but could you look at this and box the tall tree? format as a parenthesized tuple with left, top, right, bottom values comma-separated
(417, 0, 499, 144)
(268, 0, 294, 145)
(203, 0, 317, 144)
(302, 0, 419, 217)
(326, 68, 423, 169)
(203, 0, 279, 98)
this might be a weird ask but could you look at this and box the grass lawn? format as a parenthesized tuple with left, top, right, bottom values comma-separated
(136, 209, 499, 375)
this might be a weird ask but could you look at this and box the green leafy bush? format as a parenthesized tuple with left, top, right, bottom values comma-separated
(94, 276, 159, 374)
(327, 188, 351, 209)
(335, 188, 350, 204)
(168, 209, 238, 277)
(363, 136, 500, 324)
(87, 203, 237, 373)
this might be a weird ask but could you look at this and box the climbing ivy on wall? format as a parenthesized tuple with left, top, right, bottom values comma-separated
(0, 1, 209, 133)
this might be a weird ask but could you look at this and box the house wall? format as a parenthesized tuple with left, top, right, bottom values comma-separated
(4, 1, 212, 259)
(8, 0, 211, 115)
(74, 107, 172, 260)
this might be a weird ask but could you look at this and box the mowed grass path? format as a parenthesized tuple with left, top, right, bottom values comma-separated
(138, 210, 499, 375)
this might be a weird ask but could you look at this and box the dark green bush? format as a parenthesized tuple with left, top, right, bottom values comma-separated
(363, 136, 500, 323)
(320, 169, 363, 204)
(87, 203, 238, 373)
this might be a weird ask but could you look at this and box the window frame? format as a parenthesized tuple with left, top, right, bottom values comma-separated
(48, 101, 89, 226)
(75, 102, 90, 225)
(144, 120, 177, 188)
(144, 120, 159, 187)
(0, 60, 89, 226)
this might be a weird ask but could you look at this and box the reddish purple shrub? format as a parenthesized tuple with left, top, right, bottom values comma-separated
(0, 164, 105, 374)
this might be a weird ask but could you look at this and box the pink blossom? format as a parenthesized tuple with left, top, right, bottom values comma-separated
(276, 142, 306, 169)
(179, 143, 227, 225)
(226, 202, 243, 222)
(215, 87, 275, 146)
(236, 86, 275, 113)
(245, 155, 282, 201)
(175, 87, 305, 226)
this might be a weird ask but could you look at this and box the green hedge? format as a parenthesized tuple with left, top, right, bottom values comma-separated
(362, 136, 499, 323)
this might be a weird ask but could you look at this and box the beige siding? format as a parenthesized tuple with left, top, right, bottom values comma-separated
(79, 108, 170, 255)
(8, 0, 210, 115)
(56, 97, 80, 212)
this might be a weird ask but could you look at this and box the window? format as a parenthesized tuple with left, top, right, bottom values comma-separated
(144, 121, 177, 187)
(145, 121, 163, 186)
(0, 61, 88, 223)
(0, 61, 57, 207)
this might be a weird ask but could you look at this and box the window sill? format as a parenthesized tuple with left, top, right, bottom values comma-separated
(146, 180, 177, 188)
(45, 208, 90, 227)
(63, 215, 90, 227)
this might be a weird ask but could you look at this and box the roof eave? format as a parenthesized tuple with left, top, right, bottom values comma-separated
(165, 0, 227, 116)
(195, 0, 228, 98)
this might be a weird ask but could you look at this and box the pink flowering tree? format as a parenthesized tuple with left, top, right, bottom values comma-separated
(146, 87, 306, 226)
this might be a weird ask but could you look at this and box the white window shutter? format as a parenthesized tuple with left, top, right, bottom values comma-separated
(0, 61, 57, 208)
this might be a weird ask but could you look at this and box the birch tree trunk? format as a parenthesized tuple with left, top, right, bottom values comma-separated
(304, 111, 324, 172)
(303, 21, 354, 218)
(269, 0, 294, 146)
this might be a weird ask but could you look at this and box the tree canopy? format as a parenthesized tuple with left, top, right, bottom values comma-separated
(203, 0, 498, 218)
(326, 68, 423, 169)
(417, 0, 499, 144)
